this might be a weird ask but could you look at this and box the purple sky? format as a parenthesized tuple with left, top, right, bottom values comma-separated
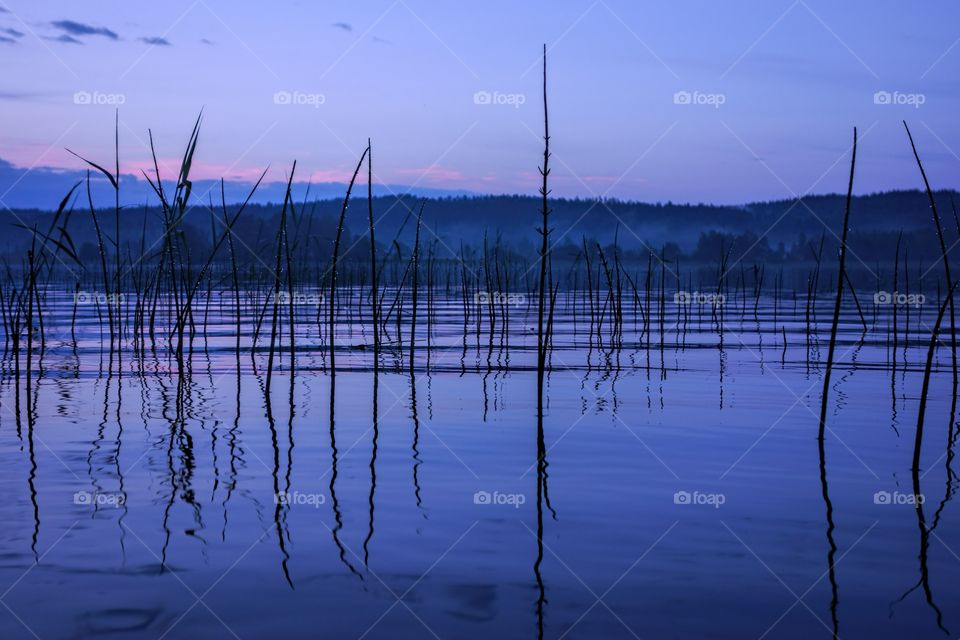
(0, 0, 959, 204)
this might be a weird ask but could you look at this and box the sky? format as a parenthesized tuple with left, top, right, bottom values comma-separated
(0, 0, 959, 205)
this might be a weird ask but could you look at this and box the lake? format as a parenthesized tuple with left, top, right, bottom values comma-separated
(0, 291, 957, 639)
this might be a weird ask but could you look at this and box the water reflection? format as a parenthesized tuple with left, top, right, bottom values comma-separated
(409, 372, 424, 512)
(264, 373, 293, 588)
(328, 361, 362, 579)
(0, 292, 957, 639)
(364, 370, 379, 567)
(818, 434, 840, 639)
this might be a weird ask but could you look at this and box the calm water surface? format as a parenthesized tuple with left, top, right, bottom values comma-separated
(0, 294, 957, 639)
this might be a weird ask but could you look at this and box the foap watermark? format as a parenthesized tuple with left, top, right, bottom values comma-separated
(75, 291, 125, 307)
(673, 490, 726, 509)
(73, 90, 126, 106)
(73, 490, 125, 507)
(273, 90, 326, 108)
(874, 291, 925, 308)
(275, 491, 326, 507)
(473, 90, 526, 108)
(473, 490, 526, 508)
(873, 91, 925, 109)
(673, 90, 726, 109)
(873, 490, 924, 506)
(674, 291, 725, 307)
(276, 291, 325, 307)
(473, 291, 526, 307)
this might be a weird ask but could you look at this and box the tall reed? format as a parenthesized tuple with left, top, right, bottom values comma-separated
(818, 128, 857, 442)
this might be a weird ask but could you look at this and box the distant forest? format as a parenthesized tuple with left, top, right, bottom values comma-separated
(3, 189, 958, 281)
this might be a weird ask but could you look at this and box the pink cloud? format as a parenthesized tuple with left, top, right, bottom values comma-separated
(303, 168, 366, 183)
(122, 161, 367, 185)
(393, 165, 466, 184)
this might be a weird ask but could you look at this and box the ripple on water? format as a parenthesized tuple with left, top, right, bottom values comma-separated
(79, 607, 163, 635)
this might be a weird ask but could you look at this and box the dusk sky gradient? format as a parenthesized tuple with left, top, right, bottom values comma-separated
(1, 0, 959, 203)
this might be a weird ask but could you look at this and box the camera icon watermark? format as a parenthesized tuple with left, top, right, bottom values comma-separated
(873, 90, 925, 109)
(273, 90, 326, 108)
(673, 90, 725, 109)
(874, 291, 924, 308)
(73, 90, 126, 106)
(275, 491, 326, 507)
(473, 90, 526, 108)
(276, 291, 325, 307)
(673, 490, 726, 509)
(74, 291, 125, 307)
(473, 291, 526, 307)
(73, 490, 125, 507)
(674, 291, 725, 306)
(473, 490, 526, 508)
(873, 490, 923, 506)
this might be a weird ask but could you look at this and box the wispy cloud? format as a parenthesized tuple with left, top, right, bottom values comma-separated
(139, 36, 171, 46)
(46, 34, 83, 45)
(0, 91, 41, 101)
(331, 22, 352, 32)
(2, 28, 24, 39)
(50, 19, 119, 40)
(0, 36, 15, 44)
(200, 38, 215, 46)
